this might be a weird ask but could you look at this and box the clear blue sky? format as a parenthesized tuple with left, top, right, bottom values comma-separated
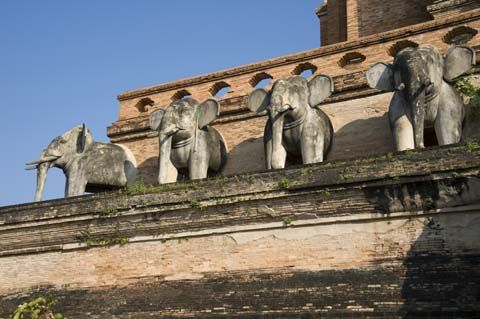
(0, 1, 322, 206)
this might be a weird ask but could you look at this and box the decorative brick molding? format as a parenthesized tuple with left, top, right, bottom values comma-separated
(428, 0, 480, 19)
(116, 10, 480, 102)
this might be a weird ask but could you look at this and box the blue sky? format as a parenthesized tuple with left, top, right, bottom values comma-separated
(0, 1, 322, 206)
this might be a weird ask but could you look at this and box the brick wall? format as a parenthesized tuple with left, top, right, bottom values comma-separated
(353, 0, 433, 38)
(318, 0, 433, 45)
(317, 0, 348, 46)
(1, 145, 480, 317)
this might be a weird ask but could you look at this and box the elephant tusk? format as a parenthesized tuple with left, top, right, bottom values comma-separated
(26, 155, 60, 166)
(26, 160, 42, 165)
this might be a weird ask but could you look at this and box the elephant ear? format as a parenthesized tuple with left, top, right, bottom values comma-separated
(197, 98, 219, 129)
(77, 123, 89, 153)
(149, 109, 165, 131)
(443, 45, 476, 82)
(308, 75, 334, 107)
(366, 62, 394, 92)
(248, 88, 270, 115)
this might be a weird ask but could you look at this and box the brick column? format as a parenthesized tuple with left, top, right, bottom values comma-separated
(346, 0, 360, 41)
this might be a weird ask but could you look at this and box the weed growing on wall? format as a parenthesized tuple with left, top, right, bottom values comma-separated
(456, 76, 480, 119)
(278, 177, 291, 189)
(9, 296, 67, 319)
(283, 216, 293, 226)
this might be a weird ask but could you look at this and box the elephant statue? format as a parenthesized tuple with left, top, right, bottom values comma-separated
(366, 44, 476, 151)
(247, 75, 334, 169)
(149, 97, 228, 184)
(26, 124, 137, 202)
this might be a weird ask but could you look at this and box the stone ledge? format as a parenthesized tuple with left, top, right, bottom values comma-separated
(0, 144, 479, 257)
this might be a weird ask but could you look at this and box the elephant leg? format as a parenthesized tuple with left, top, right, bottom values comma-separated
(435, 82, 464, 145)
(264, 120, 274, 170)
(164, 164, 178, 183)
(189, 131, 210, 180)
(301, 122, 324, 164)
(389, 92, 414, 151)
(66, 172, 87, 197)
(392, 115, 414, 151)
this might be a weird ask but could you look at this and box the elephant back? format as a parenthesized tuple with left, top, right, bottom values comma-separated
(314, 108, 334, 158)
(206, 127, 228, 172)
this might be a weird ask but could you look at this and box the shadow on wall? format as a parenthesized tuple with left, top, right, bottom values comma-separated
(136, 155, 222, 185)
(222, 137, 266, 175)
(462, 96, 480, 142)
(366, 176, 480, 317)
(329, 113, 394, 161)
(136, 156, 158, 185)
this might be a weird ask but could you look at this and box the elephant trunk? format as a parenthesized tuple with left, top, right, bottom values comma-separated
(158, 133, 174, 184)
(271, 113, 286, 169)
(411, 87, 426, 149)
(34, 162, 50, 202)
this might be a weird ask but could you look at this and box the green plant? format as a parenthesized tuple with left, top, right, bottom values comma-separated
(190, 199, 201, 209)
(465, 140, 480, 152)
(278, 177, 290, 189)
(78, 224, 130, 248)
(319, 189, 331, 196)
(300, 167, 313, 176)
(340, 173, 353, 181)
(283, 216, 293, 226)
(126, 180, 147, 196)
(98, 208, 120, 218)
(456, 77, 480, 119)
(10, 296, 67, 319)
(385, 152, 394, 160)
(456, 77, 479, 97)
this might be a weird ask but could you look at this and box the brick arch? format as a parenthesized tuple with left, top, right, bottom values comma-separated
(387, 40, 419, 57)
(134, 97, 154, 113)
(249, 72, 273, 87)
(338, 52, 366, 68)
(291, 62, 318, 76)
(209, 81, 231, 97)
(443, 26, 478, 45)
(171, 89, 192, 101)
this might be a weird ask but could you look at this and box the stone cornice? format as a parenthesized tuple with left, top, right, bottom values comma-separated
(428, 0, 480, 18)
(315, 2, 328, 17)
(0, 144, 479, 258)
(117, 9, 480, 101)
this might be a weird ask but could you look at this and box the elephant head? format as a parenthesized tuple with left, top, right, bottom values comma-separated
(248, 75, 334, 169)
(367, 45, 475, 148)
(26, 124, 94, 201)
(149, 97, 221, 183)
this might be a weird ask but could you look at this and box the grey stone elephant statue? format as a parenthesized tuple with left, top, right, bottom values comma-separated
(367, 44, 476, 151)
(149, 97, 228, 184)
(247, 75, 334, 169)
(26, 124, 137, 202)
